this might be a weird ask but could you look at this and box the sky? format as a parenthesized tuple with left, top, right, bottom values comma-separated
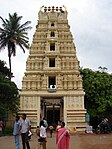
(0, 0, 112, 89)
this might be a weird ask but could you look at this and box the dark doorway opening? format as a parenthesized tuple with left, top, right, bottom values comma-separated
(50, 43, 55, 51)
(51, 32, 55, 37)
(51, 23, 54, 26)
(49, 58, 55, 67)
(49, 76, 56, 88)
(47, 109, 60, 126)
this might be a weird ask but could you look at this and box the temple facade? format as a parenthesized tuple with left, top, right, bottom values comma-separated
(19, 6, 86, 131)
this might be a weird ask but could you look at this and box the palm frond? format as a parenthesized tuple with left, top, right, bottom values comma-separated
(18, 21, 32, 30)
(0, 16, 6, 25)
(18, 43, 26, 53)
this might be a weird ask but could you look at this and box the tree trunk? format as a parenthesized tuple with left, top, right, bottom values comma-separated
(8, 48, 12, 80)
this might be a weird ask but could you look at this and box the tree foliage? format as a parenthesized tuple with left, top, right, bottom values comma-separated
(81, 68, 112, 119)
(0, 12, 31, 80)
(0, 60, 19, 119)
(0, 60, 10, 78)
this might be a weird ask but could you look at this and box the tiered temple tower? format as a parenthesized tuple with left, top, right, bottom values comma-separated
(19, 6, 86, 131)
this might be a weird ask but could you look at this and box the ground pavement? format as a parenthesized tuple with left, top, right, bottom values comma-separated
(0, 132, 112, 149)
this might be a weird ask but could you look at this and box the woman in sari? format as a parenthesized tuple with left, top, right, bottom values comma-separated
(57, 122, 70, 149)
(56, 120, 62, 143)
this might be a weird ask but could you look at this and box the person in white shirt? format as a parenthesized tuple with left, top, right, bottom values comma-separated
(40, 120, 46, 138)
(39, 120, 47, 149)
(20, 114, 31, 149)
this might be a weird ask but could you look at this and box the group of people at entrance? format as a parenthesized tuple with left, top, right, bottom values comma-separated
(13, 114, 70, 149)
(36, 120, 70, 149)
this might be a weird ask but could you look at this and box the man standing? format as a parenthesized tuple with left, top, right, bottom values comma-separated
(13, 116, 21, 149)
(20, 114, 31, 149)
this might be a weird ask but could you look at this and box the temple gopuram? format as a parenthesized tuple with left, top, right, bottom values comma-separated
(19, 6, 87, 131)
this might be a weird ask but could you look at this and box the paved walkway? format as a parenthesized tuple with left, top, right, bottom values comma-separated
(0, 133, 112, 149)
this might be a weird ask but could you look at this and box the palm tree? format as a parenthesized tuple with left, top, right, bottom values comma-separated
(0, 12, 32, 80)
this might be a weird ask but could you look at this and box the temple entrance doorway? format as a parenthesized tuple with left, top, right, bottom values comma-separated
(41, 97, 63, 126)
(47, 109, 60, 125)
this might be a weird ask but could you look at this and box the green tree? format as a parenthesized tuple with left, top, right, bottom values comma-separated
(0, 13, 31, 80)
(0, 60, 10, 78)
(81, 68, 112, 122)
(0, 60, 19, 119)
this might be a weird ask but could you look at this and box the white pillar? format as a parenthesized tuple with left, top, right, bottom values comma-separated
(37, 96, 40, 126)
(64, 96, 67, 126)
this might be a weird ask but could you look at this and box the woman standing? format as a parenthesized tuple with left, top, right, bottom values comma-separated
(56, 120, 62, 144)
(57, 122, 70, 149)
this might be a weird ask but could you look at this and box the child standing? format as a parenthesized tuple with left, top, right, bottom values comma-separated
(49, 125, 54, 138)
